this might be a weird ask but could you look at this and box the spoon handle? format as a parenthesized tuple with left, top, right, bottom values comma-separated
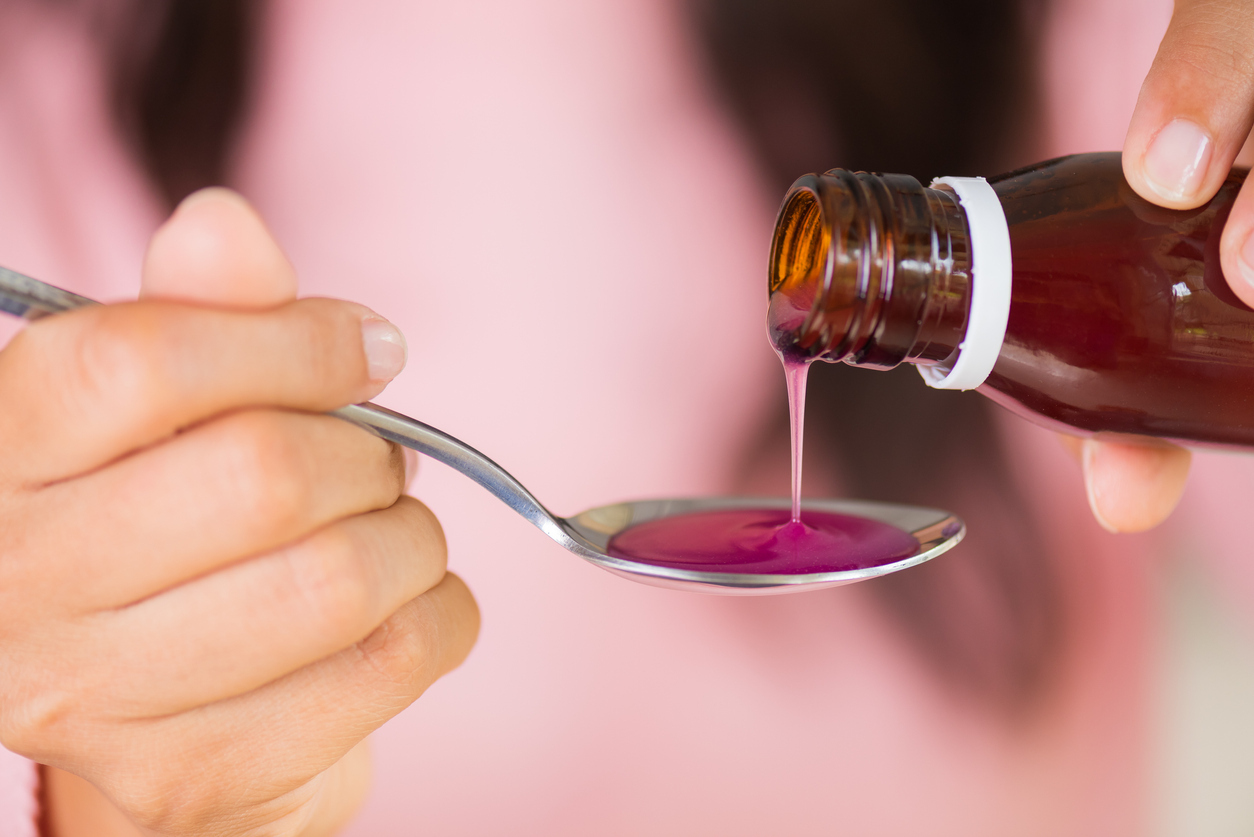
(0, 266, 98, 320)
(0, 266, 566, 541)
(331, 403, 565, 537)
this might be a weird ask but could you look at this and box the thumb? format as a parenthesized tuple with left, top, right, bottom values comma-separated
(142, 188, 298, 309)
(1122, 0, 1254, 209)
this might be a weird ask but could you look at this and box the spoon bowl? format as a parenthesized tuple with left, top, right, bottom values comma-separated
(0, 267, 965, 595)
(565, 496, 962, 594)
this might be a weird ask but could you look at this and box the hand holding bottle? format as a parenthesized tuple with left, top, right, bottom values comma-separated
(1068, 0, 1254, 533)
(0, 190, 479, 836)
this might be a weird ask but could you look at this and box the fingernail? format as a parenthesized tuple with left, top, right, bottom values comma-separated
(1081, 440, 1118, 534)
(361, 316, 407, 381)
(1143, 118, 1212, 202)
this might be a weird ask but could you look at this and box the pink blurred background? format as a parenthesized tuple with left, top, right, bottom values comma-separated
(10, 0, 1254, 833)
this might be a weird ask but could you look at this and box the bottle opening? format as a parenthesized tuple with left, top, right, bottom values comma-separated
(769, 187, 826, 294)
(766, 169, 975, 368)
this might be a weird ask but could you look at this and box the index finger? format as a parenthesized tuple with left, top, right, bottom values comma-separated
(1123, 0, 1254, 208)
(0, 297, 407, 485)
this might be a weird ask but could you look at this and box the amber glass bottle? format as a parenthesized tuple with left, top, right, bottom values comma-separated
(768, 151, 1254, 448)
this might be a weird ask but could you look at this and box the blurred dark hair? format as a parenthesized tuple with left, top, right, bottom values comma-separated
(106, 0, 258, 207)
(690, 0, 1064, 713)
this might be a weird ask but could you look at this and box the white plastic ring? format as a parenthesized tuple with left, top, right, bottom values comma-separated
(916, 176, 1012, 391)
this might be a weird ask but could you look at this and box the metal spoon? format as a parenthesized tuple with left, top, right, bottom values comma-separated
(0, 266, 964, 594)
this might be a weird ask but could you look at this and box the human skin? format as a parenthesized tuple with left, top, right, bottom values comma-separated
(0, 189, 479, 836)
(1065, 0, 1254, 534)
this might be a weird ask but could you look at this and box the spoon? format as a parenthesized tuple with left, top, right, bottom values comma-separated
(0, 266, 964, 594)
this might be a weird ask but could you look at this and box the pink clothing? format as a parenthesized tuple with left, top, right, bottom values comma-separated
(0, 747, 37, 837)
(0, 0, 1229, 834)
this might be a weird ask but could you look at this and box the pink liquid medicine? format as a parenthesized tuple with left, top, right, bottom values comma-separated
(606, 342, 920, 576)
(605, 506, 918, 575)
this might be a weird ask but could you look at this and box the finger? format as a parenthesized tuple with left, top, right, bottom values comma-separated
(198, 572, 477, 765)
(94, 497, 448, 715)
(1217, 157, 1254, 307)
(0, 297, 407, 484)
(1236, 128, 1254, 168)
(69, 575, 478, 834)
(1123, 0, 1254, 208)
(142, 188, 298, 309)
(1081, 437, 1191, 533)
(27, 409, 404, 609)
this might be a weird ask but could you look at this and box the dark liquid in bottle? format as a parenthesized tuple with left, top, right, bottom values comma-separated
(984, 153, 1254, 446)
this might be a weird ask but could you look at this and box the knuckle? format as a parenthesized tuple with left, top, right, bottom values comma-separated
(0, 681, 79, 757)
(1175, 40, 1254, 88)
(109, 780, 175, 830)
(294, 298, 361, 374)
(68, 309, 172, 419)
(284, 526, 380, 642)
(354, 574, 479, 693)
(214, 411, 314, 535)
(276, 299, 359, 396)
(355, 602, 438, 691)
(1165, 10, 1254, 87)
(110, 771, 215, 835)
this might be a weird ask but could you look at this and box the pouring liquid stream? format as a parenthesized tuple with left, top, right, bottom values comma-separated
(604, 295, 921, 575)
(784, 355, 808, 522)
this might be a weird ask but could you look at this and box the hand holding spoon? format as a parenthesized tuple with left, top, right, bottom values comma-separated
(0, 266, 963, 594)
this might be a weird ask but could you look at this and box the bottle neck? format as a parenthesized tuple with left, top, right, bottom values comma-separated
(767, 169, 973, 371)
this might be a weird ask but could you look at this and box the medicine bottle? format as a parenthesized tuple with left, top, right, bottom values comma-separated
(768, 151, 1254, 447)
